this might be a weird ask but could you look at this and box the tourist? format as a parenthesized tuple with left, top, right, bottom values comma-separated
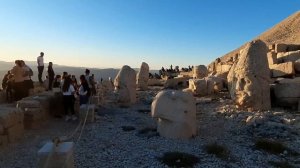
(21, 60, 33, 97)
(84, 69, 92, 88)
(2, 71, 10, 90)
(6, 74, 14, 102)
(78, 75, 90, 105)
(10, 60, 25, 100)
(53, 75, 61, 88)
(71, 75, 78, 90)
(90, 74, 96, 95)
(37, 52, 44, 84)
(60, 72, 68, 89)
(47, 62, 55, 91)
(62, 76, 77, 121)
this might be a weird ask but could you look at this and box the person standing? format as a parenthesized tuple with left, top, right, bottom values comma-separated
(47, 62, 55, 91)
(37, 52, 44, 84)
(62, 76, 77, 121)
(10, 60, 25, 100)
(78, 75, 90, 105)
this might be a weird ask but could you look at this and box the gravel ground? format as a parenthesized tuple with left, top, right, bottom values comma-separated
(0, 89, 299, 168)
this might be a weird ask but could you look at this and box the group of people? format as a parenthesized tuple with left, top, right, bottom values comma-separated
(58, 69, 96, 121)
(1, 52, 97, 122)
(1, 60, 34, 102)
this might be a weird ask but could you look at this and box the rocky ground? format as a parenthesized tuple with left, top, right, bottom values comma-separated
(0, 87, 300, 168)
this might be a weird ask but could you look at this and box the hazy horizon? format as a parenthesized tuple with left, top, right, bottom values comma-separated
(1, 1, 300, 69)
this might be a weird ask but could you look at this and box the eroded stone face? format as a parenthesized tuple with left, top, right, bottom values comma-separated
(193, 65, 208, 79)
(227, 40, 271, 111)
(137, 62, 149, 90)
(114, 65, 137, 106)
(151, 90, 197, 139)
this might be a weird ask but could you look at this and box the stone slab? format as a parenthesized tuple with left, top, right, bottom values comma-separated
(38, 142, 75, 168)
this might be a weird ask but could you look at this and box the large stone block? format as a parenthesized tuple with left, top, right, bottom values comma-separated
(267, 51, 278, 65)
(278, 50, 300, 63)
(0, 124, 4, 135)
(79, 104, 95, 123)
(38, 142, 75, 168)
(270, 62, 295, 78)
(188, 79, 207, 96)
(286, 44, 300, 52)
(0, 107, 24, 128)
(5, 123, 24, 143)
(17, 99, 41, 110)
(148, 79, 164, 86)
(23, 108, 45, 129)
(275, 43, 287, 53)
(164, 77, 188, 89)
(295, 59, 300, 73)
(151, 90, 197, 139)
(273, 79, 300, 106)
(193, 65, 208, 79)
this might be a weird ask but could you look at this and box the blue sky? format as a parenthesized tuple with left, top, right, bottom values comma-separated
(0, 0, 299, 69)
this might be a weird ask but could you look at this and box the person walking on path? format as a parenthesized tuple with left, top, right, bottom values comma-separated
(47, 62, 55, 91)
(37, 52, 44, 84)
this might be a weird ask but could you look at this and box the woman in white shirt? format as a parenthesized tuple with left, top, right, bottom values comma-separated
(62, 76, 77, 121)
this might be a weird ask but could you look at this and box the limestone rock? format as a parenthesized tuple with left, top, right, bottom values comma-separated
(148, 79, 164, 86)
(164, 77, 188, 89)
(273, 77, 300, 106)
(294, 59, 300, 72)
(136, 62, 149, 90)
(193, 65, 208, 79)
(267, 51, 278, 65)
(227, 40, 271, 111)
(270, 62, 295, 77)
(114, 65, 137, 106)
(278, 50, 300, 62)
(275, 43, 287, 53)
(151, 90, 197, 139)
(188, 79, 207, 96)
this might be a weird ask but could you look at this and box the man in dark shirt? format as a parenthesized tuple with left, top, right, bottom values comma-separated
(47, 62, 55, 91)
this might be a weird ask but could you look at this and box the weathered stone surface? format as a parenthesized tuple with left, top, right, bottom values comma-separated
(164, 77, 188, 89)
(17, 99, 41, 110)
(136, 62, 149, 90)
(278, 50, 300, 63)
(193, 65, 208, 79)
(273, 78, 300, 106)
(286, 44, 300, 52)
(227, 40, 271, 111)
(270, 62, 295, 78)
(6, 123, 24, 143)
(267, 51, 278, 65)
(275, 43, 287, 53)
(151, 90, 197, 139)
(0, 107, 24, 128)
(79, 104, 95, 123)
(205, 76, 224, 94)
(295, 59, 300, 72)
(148, 79, 164, 86)
(38, 142, 75, 168)
(114, 65, 137, 106)
(188, 79, 207, 96)
(0, 124, 4, 135)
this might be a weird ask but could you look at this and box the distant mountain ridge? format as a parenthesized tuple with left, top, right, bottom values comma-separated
(0, 60, 158, 82)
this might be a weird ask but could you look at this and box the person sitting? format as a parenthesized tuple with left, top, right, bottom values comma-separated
(6, 74, 14, 102)
(2, 71, 10, 90)
(53, 75, 61, 88)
